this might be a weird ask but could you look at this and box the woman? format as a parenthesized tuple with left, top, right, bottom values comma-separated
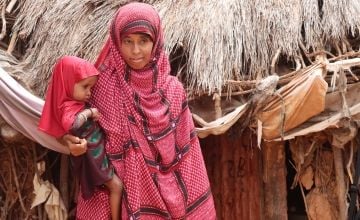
(63, 2, 216, 219)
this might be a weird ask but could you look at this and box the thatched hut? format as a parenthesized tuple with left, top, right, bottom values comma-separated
(1, 0, 360, 219)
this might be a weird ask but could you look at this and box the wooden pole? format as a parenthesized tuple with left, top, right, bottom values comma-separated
(213, 93, 222, 119)
(0, 6, 6, 40)
(332, 146, 347, 220)
(6, 0, 18, 13)
(7, 31, 18, 54)
(59, 154, 69, 210)
(263, 141, 287, 220)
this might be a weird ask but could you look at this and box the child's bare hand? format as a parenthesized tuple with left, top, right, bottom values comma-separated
(90, 108, 101, 121)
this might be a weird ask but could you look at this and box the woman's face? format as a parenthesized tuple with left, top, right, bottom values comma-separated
(120, 33, 154, 70)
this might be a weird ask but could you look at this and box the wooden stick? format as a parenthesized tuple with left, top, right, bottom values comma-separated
(327, 58, 360, 73)
(270, 49, 281, 74)
(223, 89, 255, 96)
(328, 51, 360, 62)
(262, 141, 287, 220)
(299, 183, 310, 219)
(294, 57, 302, 71)
(307, 50, 336, 59)
(7, 31, 18, 54)
(5, 0, 18, 13)
(332, 146, 347, 220)
(8, 147, 27, 213)
(0, 6, 6, 40)
(346, 141, 354, 184)
(298, 41, 309, 54)
(213, 93, 222, 119)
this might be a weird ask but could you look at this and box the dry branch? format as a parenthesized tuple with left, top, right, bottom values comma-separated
(0, 6, 6, 40)
(7, 31, 17, 54)
(332, 146, 347, 220)
(5, 0, 17, 13)
(270, 49, 281, 74)
(8, 147, 27, 213)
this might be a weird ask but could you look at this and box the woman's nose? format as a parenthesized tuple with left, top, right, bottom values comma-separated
(132, 43, 140, 54)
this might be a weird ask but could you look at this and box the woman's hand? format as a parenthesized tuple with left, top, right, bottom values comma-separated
(59, 134, 87, 156)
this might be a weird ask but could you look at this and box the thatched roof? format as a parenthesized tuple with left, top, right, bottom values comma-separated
(2, 0, 360, 97)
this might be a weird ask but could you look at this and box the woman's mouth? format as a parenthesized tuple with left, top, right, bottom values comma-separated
(131, 58, 143, 63)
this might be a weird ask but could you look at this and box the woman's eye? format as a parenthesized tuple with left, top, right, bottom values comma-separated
(123, 39, 132, 44)
(141, 37, 150, 43)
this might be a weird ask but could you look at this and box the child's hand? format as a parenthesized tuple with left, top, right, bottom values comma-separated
(90, 108, 101, 121)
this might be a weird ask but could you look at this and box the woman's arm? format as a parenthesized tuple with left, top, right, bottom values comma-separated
(58, 134, 87, 156)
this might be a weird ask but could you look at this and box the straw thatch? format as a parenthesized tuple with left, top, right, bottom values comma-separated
(1, 0, 359, 97)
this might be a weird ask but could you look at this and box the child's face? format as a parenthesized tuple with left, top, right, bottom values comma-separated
(72, 75, 98, 102)
(120, 33, 154, 70)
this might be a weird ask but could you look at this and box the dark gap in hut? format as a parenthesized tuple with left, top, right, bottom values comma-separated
(348, 31, 360, 51)
(169, 43, 188, 79)
(0, 2, 28, 59)
(44, 149, 77, 219)
(276, 54, 300, 78)
(46, 151, 61, 188)
(317, 0, 324, 19)
(286, 141, 308, 220)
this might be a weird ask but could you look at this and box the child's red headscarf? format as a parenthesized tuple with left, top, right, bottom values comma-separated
(39, 56, 99, 138)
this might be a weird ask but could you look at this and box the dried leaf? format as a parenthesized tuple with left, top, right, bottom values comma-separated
(306, 189, 338, 220)
(300, 166, 314, 190)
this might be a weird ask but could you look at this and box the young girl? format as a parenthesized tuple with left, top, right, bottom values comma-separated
(38, 56, 122, 220)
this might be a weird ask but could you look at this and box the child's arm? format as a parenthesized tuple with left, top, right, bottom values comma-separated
(72, 108, 100, 130)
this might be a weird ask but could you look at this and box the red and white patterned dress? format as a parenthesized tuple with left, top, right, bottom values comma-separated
(77, 2, 216, 219)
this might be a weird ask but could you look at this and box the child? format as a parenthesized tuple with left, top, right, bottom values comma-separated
(38, 56, 122, 220)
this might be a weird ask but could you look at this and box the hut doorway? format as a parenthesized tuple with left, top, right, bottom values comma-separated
(286, 143, 308, 220)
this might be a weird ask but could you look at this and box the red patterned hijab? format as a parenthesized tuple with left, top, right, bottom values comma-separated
(91, 2, 183, 150)
(39, 56, 99, 138)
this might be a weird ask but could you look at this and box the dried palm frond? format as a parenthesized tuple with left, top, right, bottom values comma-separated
(1, 0, 360, 97)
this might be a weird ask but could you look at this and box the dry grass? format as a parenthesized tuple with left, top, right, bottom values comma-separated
(1, 0, 360, 96)
(12, 0, 130, 96)
(157, 0, 360, 95)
